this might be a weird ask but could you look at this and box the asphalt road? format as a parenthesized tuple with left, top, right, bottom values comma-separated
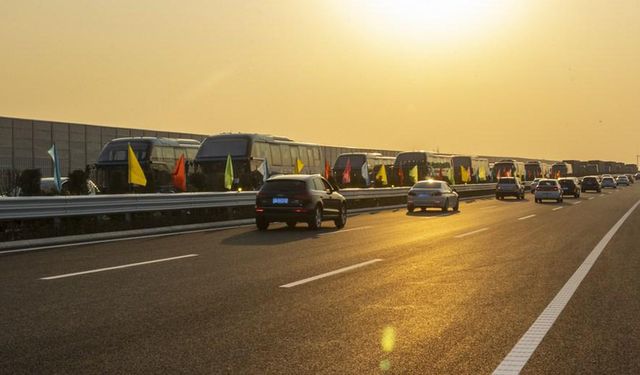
(2, 185, 640, 374)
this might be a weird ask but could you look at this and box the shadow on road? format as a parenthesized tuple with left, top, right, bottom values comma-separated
(221, 223, 342, 246)
(405, 210, 461, 217)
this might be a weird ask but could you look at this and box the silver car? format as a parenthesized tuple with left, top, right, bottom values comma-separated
(616, 175, 630, 186)
(601, 176, 617, 189)
(407, 180, 459, 212)
(534, 179, 563, 203)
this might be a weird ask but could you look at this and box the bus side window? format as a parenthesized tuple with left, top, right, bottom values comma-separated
(290, 145, 299, 164)
(186, 148, 198, 160)
(280, 144, 291, 166)
(162, 147, 176, 162)
(270, 144, 282, 165)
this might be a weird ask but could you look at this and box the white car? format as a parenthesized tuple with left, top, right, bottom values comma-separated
(407, 180, 459, 212)
(534, 179, 563, 203)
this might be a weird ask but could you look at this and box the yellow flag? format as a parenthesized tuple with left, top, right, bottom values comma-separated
(478, 166, 486, 181)
(128, 144, 147, 187)
(375, 165, 388, 185)
(409, 165, 419, 183)
(295, 158, 304, 174)
(461, 166, 471, 183)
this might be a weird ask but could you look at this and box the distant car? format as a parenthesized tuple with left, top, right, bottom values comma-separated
(625, 174, 635, 184)
(530, 178, 542, 194)
(534, 179, 563, 203)
(407, 180, 459, 212)
(495, 177, 525, 200)
(580, 176, 601, 193)
(616, 175, 630, 186)
(601, 176, 617, 189)
(558, 177, 581, 198)
(255, 174, 346, 231)
(635, 172, 640, 180)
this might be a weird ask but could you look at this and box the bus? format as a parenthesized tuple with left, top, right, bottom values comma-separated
(95, 137, 200, 193)
(524, 161, 548, 181)
(493, 159, 525, 180)
(332, 153, 395, 188)
(584, 162, 600, 175)
(393, 151, 453, 186)
(550, 162, 573, 178)
(193, 133, 400, 191)
(451, 156, 491, 184)
(563, 160, 586, 177)
(624, 164, 638, 174)
(588, 160, 605, 175)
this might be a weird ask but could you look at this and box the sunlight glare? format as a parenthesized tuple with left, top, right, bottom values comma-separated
(344, 0, 516, 43)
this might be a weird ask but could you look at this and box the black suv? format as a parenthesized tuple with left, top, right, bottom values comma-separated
(255, 174, 347, 231)
(581, 176, 601, 193)
(558, 177, 581, 198)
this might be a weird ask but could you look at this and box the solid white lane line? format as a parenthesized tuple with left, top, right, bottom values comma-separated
(40, 254, 199, 280)
(318, 226, 372, 236)
(588, 197, 595, 200)
(279, 259, 383, 288)
(572, 201, 582, 205)
(552, 207, 564, 211)
(1, 225, 253, 255)
(517, 214, 536, 221)
(454, 228, 490, 238)
(493, 199, 640, 375)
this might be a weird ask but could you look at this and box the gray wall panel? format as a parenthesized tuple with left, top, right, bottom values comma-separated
(69, 124, 86, 171)
(0, 118, 12, 168)
(13, 119, 33, 169)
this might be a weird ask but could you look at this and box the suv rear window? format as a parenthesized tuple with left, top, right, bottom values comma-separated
(583, 177, 596, 182)
(538, 180, 556, 187)
(559, 180, 575, 186)
(261, 180, 307, 193)
(498, 178, 516, 184)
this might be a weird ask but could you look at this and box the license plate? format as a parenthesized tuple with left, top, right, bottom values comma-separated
(419, 194, 429, 198)
(272, 197, 288, 204)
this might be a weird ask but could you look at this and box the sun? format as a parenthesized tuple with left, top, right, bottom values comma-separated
(343, 0, 515, 44)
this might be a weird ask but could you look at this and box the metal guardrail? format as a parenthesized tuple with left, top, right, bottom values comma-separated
(0, 183, 498, 221)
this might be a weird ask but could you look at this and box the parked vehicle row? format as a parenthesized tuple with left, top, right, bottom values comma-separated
(91, 133, 638, 193)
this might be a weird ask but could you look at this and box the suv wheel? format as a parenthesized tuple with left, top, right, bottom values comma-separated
(407, 204, 415, 213)
(441, 199, 449, 212)
(334, 204, 347, 229)
(453, 199, 459, 211)
(308, 206, 322, 230)
(286, 221, 296, 229)
(256, 217, 269, 231)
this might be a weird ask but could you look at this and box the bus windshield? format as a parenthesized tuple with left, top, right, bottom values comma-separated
(198, 138, 249, 158)
(334, 155, 366, 169)
(97, 141, 149, 163)
(395, 152, 427, 166)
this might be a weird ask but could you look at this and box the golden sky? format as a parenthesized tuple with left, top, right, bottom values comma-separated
(1, 1, 639, 163)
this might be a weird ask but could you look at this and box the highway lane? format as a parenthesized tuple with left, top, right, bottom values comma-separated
(1, 185, 639, 374)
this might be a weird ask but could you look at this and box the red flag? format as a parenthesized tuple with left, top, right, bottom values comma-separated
(324, 160, 331, 179)
(172, 154, 187, 192)
(342, 158, 351, 184)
